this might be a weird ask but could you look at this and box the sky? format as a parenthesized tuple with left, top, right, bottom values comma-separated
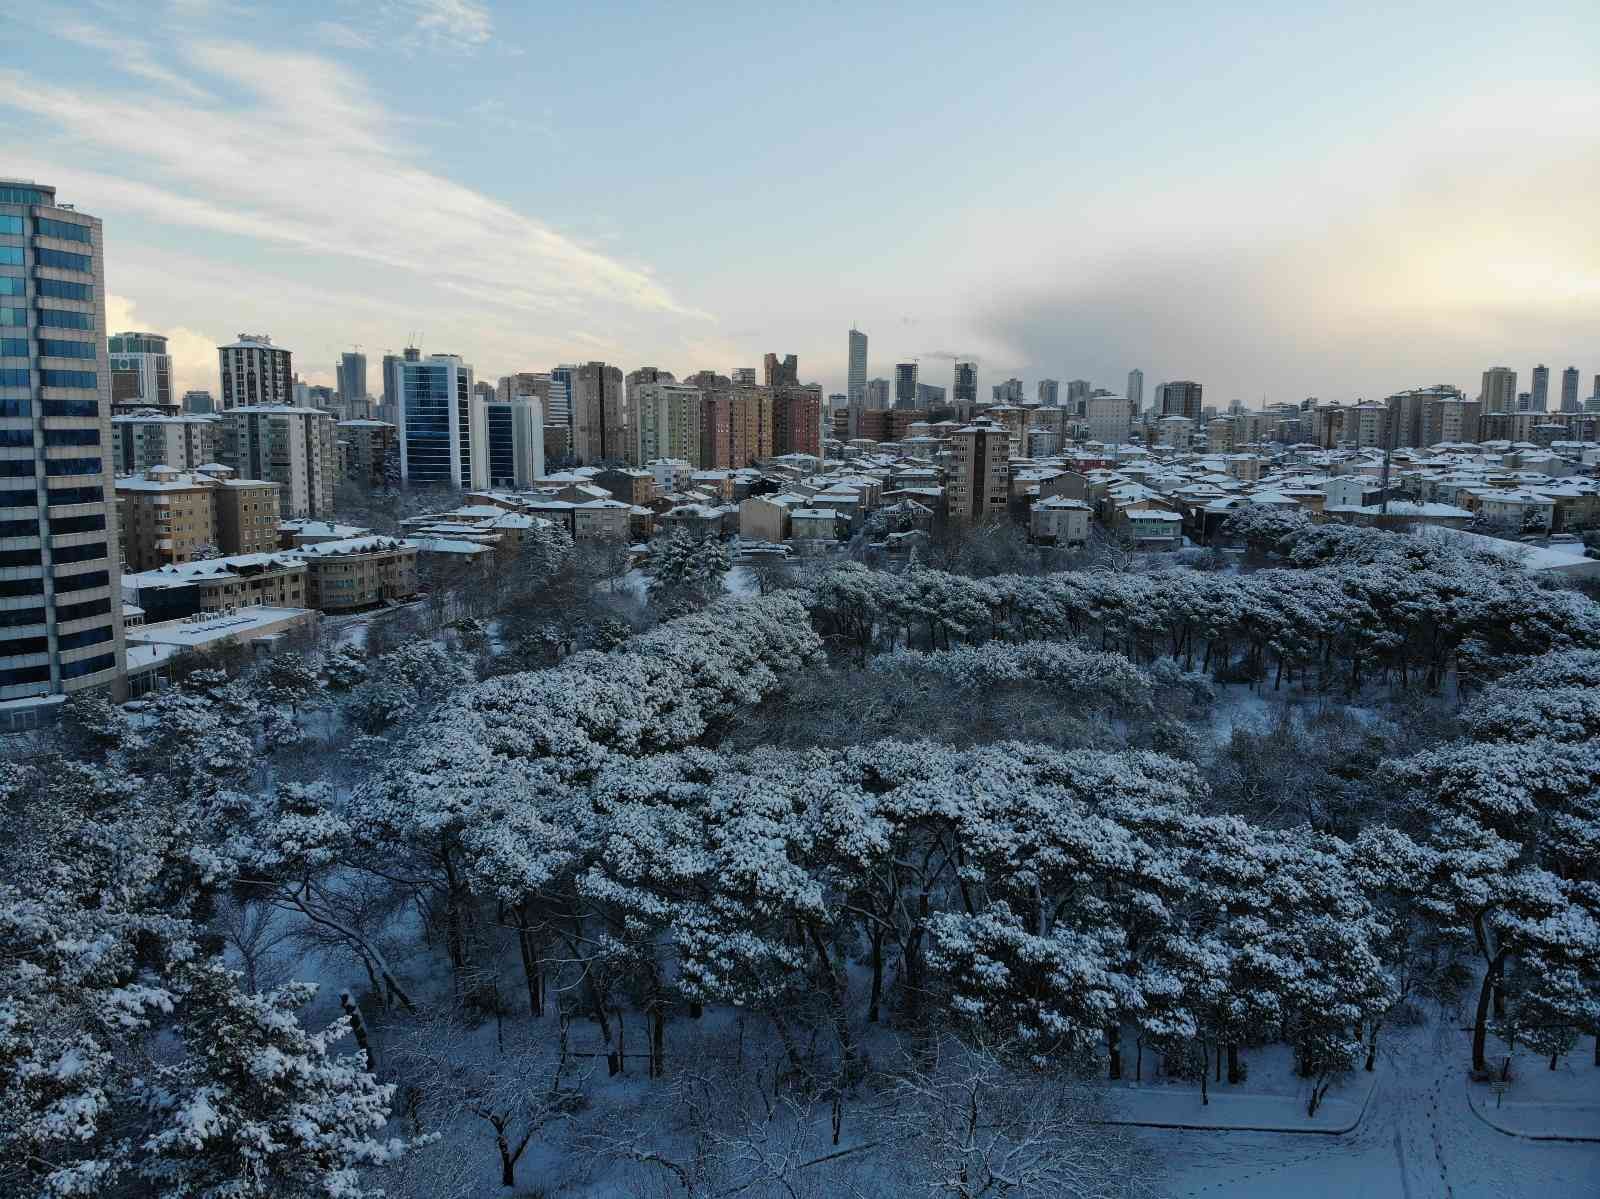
(2, 1, 1596, 407)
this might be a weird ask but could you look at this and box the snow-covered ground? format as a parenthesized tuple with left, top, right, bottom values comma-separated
(1149, 1019, 1600, 1198)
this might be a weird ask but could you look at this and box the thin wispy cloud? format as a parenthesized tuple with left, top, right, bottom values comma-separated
(313, 20, 376, 51)
(408, 0, 492, 49)
(58, 20, 213, 101)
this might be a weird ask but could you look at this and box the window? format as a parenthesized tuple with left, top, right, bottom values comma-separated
(60, 652, 116, 680)
(36, 280, 92, 302)
(0, 606, 44, 629)
(53, 570, 109, 594)
(0, 548, 40, 567)
(45, 429, 99, 447)
(35, 249, 90, 273)
(56, 597, 109, 623)
(0, 369, 28, 387)
(0, 216, 22, 235)
(0, 278, 23, 296)
(0, 187, 50, 205)
(40, 370, 95, 389)
(45, 458, 101, 477)
(0, 461, 35, 478)
(49, 513, 104, 536)
(34, 217, 90, 243)
(0, 248, 21, 266)
(47, 486, 101, 505)
(0, 431, 32, 448)
(0, 401, 30, 418)
(0, 578, 43, 598)
(39, 339, 94, 360)
(50, 542, 105, 565)
(0, 339, 26, 356)
(0, 635, 50, 656)
(0, 308, 22, 326)
(57, 624, 112, 651)
(0, 664, 51, 686)
(43, 400, 97, 418)
(37, 309, 90, 330)
(0, 489, 35, 509)
(0, 516, 36, 537)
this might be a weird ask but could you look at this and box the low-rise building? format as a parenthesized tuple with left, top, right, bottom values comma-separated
(121, 553, 309, 623)
(572, 498, 632, 540)
(1030, 496, 1092, 546)
(291, 535, 419, 612)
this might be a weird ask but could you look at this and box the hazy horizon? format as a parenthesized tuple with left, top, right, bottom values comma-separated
(4, 1, 1595, 405)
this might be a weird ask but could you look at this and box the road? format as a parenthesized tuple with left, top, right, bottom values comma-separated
(1148, 1018, 1599, 1198)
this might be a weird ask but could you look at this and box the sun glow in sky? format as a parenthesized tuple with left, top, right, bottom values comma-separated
(4, 1, 1596, 404)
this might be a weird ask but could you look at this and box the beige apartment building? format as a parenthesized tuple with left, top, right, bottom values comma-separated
(213, 477, 282, 557)
(635, 382, 703, 465)
(947, 419, 1011, 522)
(117, 469, 216, 572)
(293, 535, 419, 612)
(220, 405, 338, 519)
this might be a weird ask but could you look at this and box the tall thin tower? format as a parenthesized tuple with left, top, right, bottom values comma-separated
(847, 327, 867, 409)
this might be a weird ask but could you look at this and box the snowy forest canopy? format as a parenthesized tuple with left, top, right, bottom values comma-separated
(3, 518, 1599, 1198)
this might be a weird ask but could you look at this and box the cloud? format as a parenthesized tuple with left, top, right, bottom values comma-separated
(57, 20, 213, 101)
(106, 294, 221, 400)
(407, 0, 492, 50)
(313, 21, 376, 51)
(0, 41, 704, 325)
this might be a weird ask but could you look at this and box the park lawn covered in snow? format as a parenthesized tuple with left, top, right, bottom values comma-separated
(1464, 1029, 1600, 1140)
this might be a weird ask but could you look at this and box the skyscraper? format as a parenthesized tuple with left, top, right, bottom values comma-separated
(865, 378, 890, 410)
(847, 328, 868, 409)
(392, 352, 481, 489)
(108, 331, 174, 414)
(763, 353, 798, 388)
(894, 362, 919, 409)
(1066, 379, 1092, 414)
(953, 361, 977, 408)
(1480, 367, 1516, 414)
(481, 393, 544, 488)
(1126, 369, 1144, 412)
(1037, 379, 1060, 407)
(337, 350, 368, 414)
(571, 361, 627, 464)
(0, 179, 126, 719)
(1559, 366, 1580, 413)
(636, 381, 703, 466)
(1530, 364, 1549, 412)
(1161, 380, 1203, 420)
(218, 333, 292, 409)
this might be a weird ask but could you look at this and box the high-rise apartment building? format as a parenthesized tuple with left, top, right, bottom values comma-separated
(0, 180, 126, 717)
(1559, 366, 1580, 413)
(391, 353, 481, 490)
(182, 389, 216, 415)
(848, 328, 868, 408)
(773, 383, 822, 458)
(1530, 364, 1549, 412)
(1160, 380, 1203, 420)
(993, 377, 1024, 404)
(865, 378, 891, 409)
(1066, 379, 1092, 413)
(218, 333, 292, 410)
(894, 362, 919, 409)
(112, 411, 220, 473)
(1037, 379, 1060, 407)
(336, 350, 368, 415)
(1480, 366, 1516, 414)
(571, 361, 627, 464)
(221, 405, 339, 517)
(336, 419, 397, 488)
(481, 393, 545, 488)
(381, 346, 420, 426)
(1086, 395, 1134, 446)
(763, 353, 798, 388)
(1126, 369, 1144, 412)
(947, 418, 1011, 523)
(916, 383, 946, 407)
(636, 381, 703, 466)
(108, 331, 174, 414)
(953, 361, 977, 407)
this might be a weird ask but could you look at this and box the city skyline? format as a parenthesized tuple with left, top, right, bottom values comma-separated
(1, 3, 1594, 406)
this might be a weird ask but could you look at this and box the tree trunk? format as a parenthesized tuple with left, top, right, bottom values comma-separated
(1472, 950, 1506, 1073)
(868, 927, 884, 1023)
(1216, 1042, 1222, 1082)
(514, 913, 542, 1018)
(1227, 1043, 1241, 1085)
(651, 1006, 666, 1078)
(1108, 1025, 1122, 1080)
(340, 990, 375, 1072)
